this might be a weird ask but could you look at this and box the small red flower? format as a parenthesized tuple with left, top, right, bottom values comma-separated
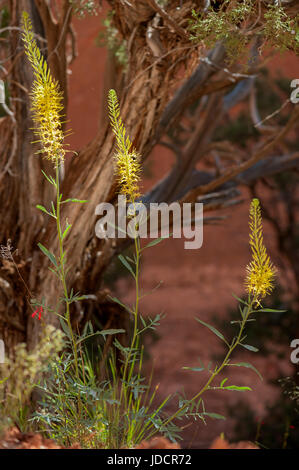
(255, 417, 264, 425)
(290, 425, 295, 430)
(32, 306, 43, 320)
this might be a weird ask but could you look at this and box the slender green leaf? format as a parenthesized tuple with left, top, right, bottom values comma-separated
(231, 319, 256, 324)
(223, 385, 252, 392)
(255, 308, 287, 313)
(72, 294, 94, 301)
(229, 362, 263, 380)
(61, 198, 88, 204)
(59, 317, 71, 340)
(239, 305, 245, 318)
(195, 317, 229, 345)
(76, 295, 91, 302)
(142, 237, 166, 250)
(220, 378, 228, 387)
(240, 343, 259, 352)
(38, 243, 58, 268)
(41, 170, 56, 186)
(109, 296, 132, 313)
(100, 329, 125, 336)
(62, 223, 72, 240)
(232, 293, 249, 306)
(201, 412, 226, 420)
(118, 254, 135, 278)
(76, 332, 102, 345)
(36, 204, 54, 218)
(51, 201, 56, 217)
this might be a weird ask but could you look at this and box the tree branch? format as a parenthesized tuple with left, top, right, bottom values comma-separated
(183, 107, 299, 202)
(145, 0, 189, 40)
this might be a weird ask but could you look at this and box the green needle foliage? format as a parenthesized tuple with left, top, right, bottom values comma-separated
(190, 1, 299, 63)
(97, 10, 128, 68)
(69, 0, 100, 18)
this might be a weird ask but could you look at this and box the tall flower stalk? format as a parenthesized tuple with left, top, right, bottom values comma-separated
(22, 12, 68, 164)
(22, 12, 83, 433)
(108, 89, 141, 202)
(108, 90, 145, 444)
(146, 198, 280, 438)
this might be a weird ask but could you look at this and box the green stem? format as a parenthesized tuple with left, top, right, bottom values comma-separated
(127, 233, 140, 378)
(146, 297, 255, 439)
(55, 161, 82, 428)
(119, 200, 141, 445)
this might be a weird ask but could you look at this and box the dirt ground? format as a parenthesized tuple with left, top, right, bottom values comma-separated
(66, 8, 298, 449)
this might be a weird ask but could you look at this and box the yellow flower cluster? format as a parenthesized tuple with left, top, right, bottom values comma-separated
(108, 89, 141, 202)
(22, 12, 66, 165)
(245, 198, 276, 301)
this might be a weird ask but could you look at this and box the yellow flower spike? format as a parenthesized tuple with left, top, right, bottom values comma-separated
(108, 89, 141, 202)
(22, 12, 67, 165)
(245, 198, 276, 303)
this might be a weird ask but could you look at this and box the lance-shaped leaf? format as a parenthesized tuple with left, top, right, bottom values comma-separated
(228, 362, 263, 380)
(118, 254, 135, 278)
(38, 243, 58, 268)
(61, 198, 88, 204)
(100, 329, 126, 336)
(36, 204, 55, 219)
(240, 343, 259, 352)
(222, 385, 252, 392)
(195, 317, 229, 346)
